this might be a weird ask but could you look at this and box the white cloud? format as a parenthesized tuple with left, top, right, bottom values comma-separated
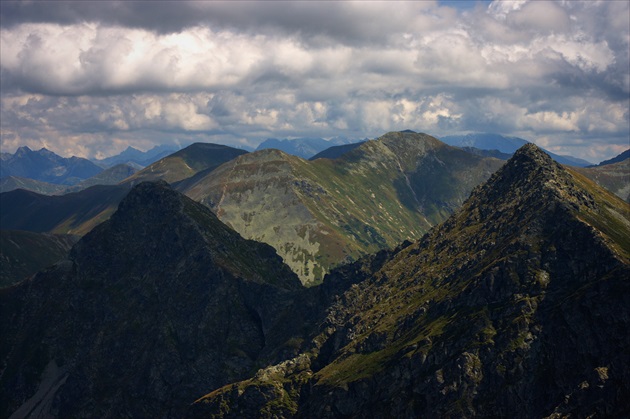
(0, 1, 628, 162)
(506, 1, 570, 33)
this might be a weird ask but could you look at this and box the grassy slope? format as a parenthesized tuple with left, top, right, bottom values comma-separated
(123, 143, 248, 185)
(572, 159, 629, 202)
(183, 132, 503, 285)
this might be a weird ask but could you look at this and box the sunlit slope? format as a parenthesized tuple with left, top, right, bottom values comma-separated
(122, 142, 248, 185)
(183, 131, 503, 284)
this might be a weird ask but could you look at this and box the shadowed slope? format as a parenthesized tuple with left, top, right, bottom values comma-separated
(0, 181, 302, 418)
(191, 144, 630, 418)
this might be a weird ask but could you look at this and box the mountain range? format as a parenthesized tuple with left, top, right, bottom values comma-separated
(440, 133, 593, 167)
(123, 143, 248, 185)
(92, 144, 177, 168)
(0, 181, 304, 418)
(0, 164, 139, 195)
(181, 131, 503, 284)
(2, 133, 627, 285)
(256, 137, 358, 159)
(590, 149, 630, 167)
(190, 144, 630, 417)
(0, 147, 103, 185)
(1, 144, 628, 418)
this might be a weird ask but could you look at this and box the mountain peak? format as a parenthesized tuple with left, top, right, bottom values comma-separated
(471, 143, 596, 214)
(75, 180, 301, 289)
(510, 142, 556, 167)
(1, 181, 303, 417)
(15, 145, 33, 155)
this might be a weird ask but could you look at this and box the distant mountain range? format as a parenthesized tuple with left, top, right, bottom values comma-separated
(574, 153, 630, 202)
(0, 163, 139, 194)
(0, 146, 103, 185)
(92, 144, 178, 168)
(589, 148, 630, 167)
(2, 144, 628, 417)
(256, 137, 358, 159)
(440, 133, 593, 167)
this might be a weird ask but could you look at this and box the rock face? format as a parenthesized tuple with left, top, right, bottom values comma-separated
(183, 131, 503, 284)
(0, 181, 303, 418)
(190, 144, 630, 418)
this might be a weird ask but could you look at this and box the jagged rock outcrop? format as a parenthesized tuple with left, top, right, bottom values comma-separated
(190, 144, 630, 418)
(0, 181, 304, 418)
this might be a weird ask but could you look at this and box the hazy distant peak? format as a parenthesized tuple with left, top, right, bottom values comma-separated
(593, 149, 630, 167)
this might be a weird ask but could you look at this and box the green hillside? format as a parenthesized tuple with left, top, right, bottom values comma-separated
(123, 143, 248, 185)
(183, 131, 504, 284)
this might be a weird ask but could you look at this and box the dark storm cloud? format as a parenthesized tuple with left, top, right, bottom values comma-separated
(0, 1, 443, 46)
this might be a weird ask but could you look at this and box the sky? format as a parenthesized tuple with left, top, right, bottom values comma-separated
(1, 0, 628, 163)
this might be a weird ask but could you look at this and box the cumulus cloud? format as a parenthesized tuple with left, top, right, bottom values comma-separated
(0, 0, 628, 162)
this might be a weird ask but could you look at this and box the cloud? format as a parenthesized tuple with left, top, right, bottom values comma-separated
(0, 0, 628, 163)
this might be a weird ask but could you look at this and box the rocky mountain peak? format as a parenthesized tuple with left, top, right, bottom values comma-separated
(111, 179, 182, 221)
(468, 143, 597, 217)
(72, 180, 301, 289)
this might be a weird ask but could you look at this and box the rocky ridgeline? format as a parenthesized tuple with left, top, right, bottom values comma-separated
(188, 144, 630, 418)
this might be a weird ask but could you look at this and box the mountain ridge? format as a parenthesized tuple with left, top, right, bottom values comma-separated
(92, 145, 177, 168)
(122, 142, 248, 185)
(441, 133, 593, 167)
(182, 131, 504, 284)
(0, 181, 304, 418)
(190, 144, 630, 417)
(0, 146, 103, 185)
(256, 137, 356, 159)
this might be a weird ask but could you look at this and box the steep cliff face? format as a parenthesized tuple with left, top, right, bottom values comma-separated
(190, 144, 630, 418)
(182, 131, 503, 284)
(0, 181, 303, 418)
